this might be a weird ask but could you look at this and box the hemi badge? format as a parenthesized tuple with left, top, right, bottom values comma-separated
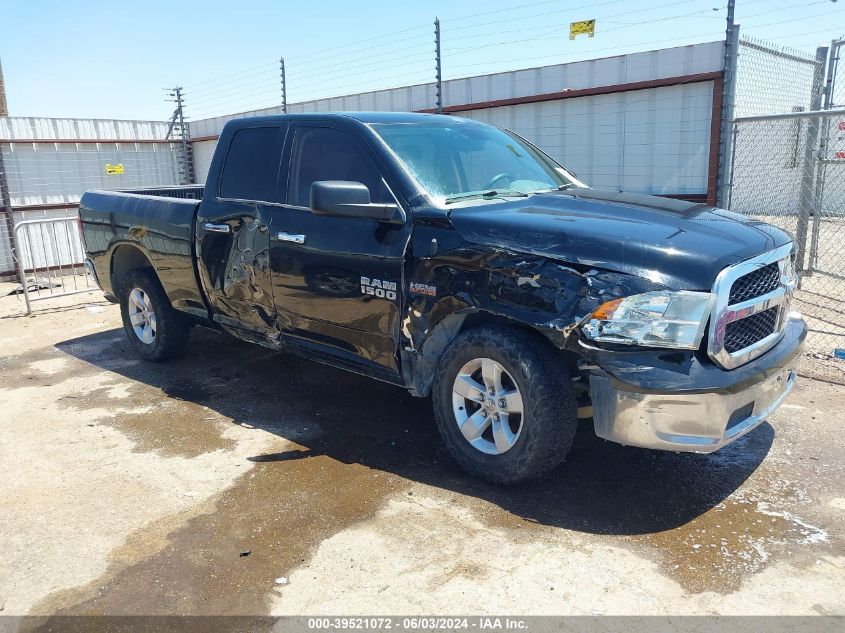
(410, 282, 437, 297)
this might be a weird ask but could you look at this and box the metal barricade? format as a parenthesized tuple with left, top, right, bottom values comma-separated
(13, 217, 93, 315)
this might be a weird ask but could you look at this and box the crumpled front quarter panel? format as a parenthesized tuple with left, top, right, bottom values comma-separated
(403, 220, 664, 355)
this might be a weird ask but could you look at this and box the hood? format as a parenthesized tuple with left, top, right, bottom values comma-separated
(448, 189, 792, 290)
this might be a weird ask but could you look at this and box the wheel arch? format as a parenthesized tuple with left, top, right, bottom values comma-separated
(406, 309, 574, 397)
(110, 243, 158, 297)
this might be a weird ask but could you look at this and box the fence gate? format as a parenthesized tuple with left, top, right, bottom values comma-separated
(729, 109, 845, 378)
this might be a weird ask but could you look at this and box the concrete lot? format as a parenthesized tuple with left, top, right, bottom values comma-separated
(0, 288, 844, 620)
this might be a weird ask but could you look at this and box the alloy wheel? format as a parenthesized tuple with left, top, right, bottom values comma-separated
(451, 357, 524, 455)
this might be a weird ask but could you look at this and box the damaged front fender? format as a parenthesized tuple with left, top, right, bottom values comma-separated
(401, 239, 665, 396)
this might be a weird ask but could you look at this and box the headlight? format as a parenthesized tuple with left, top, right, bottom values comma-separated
(581, 291, 714, 349)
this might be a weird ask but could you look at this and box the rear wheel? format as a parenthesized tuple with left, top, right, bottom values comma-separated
(119, 269, 189, 362)
(432, 325, 578, 485)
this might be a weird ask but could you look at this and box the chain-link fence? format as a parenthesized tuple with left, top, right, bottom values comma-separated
(0, 139, 184, 278)
(735, 37, 825, 118)
(730, 111, 845, 381)
(728, 35, 845, 381)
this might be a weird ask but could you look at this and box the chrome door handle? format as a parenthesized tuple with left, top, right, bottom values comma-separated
(203, 223, 231, 234)
(276, 232, 306, 244)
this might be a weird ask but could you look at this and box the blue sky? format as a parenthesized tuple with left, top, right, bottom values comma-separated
(0, 0, 842, 121)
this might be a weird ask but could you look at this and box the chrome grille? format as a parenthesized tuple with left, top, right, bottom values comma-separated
(728, 262, 780, 304)
(707, 243, 796, 369)
(723, 307, 779, 353)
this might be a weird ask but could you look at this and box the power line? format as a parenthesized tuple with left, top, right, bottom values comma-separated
(285, 23, 430, 63)
(285, 43, 433, 80)
(290, 59, 433, 93)
(183, 62, 277, 91)
(741, 5, 841, 30)
(187, 45, 434, 109)
(443, 32, 725, 77)
(185, 67, 280, 98)
(443, 0, 697, 45)
(179, 0, 837, 120)
(180, 0, 706, 96)
(178, 0, 841, 122)
(444, 0, 630, 34)
(447, 0, 571, 24)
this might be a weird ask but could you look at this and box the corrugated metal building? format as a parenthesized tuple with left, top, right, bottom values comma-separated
(190, 41, 724, 201)
(0, 117, 181, 275)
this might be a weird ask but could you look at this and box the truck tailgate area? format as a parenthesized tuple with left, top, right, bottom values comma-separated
(79, 188, 206, 317)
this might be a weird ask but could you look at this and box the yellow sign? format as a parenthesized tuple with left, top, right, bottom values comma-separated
(105, 163, 124, 175)
(569, 19, 596, 40)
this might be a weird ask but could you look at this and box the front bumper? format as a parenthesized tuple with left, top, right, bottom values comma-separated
(588, 314, 806, 453)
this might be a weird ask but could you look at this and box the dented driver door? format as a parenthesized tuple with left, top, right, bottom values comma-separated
(266, 122, 411, 375)
(195, 123, 287, 338)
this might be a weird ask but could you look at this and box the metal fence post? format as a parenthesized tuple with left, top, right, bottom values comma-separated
(716, 1, 739, 208)
(726, 123, 738, 210)
(809, 44, 838, 271)
(794, 47, 828, 276)
(0, 141, 19, 284)
(824, 38, 843, 109)
(434, 18, 443, 114)
(280, 57, 288, 114)
(13, 225, 32, 314)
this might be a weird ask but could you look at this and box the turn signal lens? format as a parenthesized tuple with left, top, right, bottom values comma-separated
(592, 298, 623, 320)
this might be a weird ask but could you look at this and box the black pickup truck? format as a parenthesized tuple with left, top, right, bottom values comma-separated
(80, 112, 805, 484)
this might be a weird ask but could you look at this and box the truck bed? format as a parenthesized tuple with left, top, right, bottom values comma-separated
(118, 185, 205, 200)
(79, 187, 207, 319)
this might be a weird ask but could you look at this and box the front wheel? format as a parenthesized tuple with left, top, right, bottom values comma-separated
(119, 269, 189, 362)
(432, 325, 578, 485)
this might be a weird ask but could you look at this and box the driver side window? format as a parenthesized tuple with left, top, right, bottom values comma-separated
(287, 127, 385, 208)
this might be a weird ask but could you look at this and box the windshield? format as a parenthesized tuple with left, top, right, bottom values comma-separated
(371, 120, 578, 203)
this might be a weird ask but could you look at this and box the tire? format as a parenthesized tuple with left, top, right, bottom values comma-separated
(432, 325, 578, 485)
(119, 268, 190, 362)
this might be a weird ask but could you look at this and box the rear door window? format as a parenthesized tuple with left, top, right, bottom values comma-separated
(219, 127, 283, 201)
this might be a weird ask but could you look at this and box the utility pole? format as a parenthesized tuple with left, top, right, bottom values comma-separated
(280, 57, 288, 113)
(716, 0, 739, 208)
(166, 87, 194, 185)
(0, 57, 8, 117)
(434, 18, 443, 114)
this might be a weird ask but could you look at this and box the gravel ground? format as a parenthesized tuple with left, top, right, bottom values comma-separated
(0, 288, 843, 623)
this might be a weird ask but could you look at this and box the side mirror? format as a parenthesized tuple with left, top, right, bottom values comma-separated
(310, 181, 405, 224)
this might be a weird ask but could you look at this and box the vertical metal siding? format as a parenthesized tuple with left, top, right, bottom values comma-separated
(0, 117, 172, 141)
(186, 42, 722, 196)
(1, 142, 180, 207)
(190, 42, 724, 138)
(458, 81, 714, 195)
(192, 140, 217, 184)
(1, 116, 184, 275)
